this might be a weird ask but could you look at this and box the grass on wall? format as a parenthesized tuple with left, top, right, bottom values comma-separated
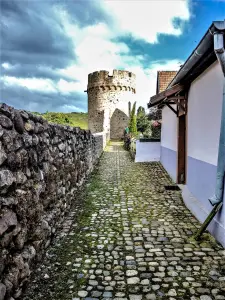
(33, 112, 88, 129)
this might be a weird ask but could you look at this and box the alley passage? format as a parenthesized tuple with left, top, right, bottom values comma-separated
(24, 142, 225, 300)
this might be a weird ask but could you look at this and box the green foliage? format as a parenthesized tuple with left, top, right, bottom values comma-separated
(131, 115, 137, 135)
(128, 101, 131, 118)
(150, 120, 161, 139)
(137, 114, 151, 134)
(143, 128, 152, 138)
(137, 106, 145, 116)
(136, 106, 151, 133)
(148, 107, 162, 121)
(33, 112, 88, 129)
(129, 101, 137, 136)
(131, 101, 136, 118)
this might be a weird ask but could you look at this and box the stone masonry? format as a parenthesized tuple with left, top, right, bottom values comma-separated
(87, 70, 136, 139)
(0, 103, 105, 300)
(23, 142, 225, 300)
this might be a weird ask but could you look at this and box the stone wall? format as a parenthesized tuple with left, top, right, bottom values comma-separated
(93, 132, 108, 159)
(0, 103, 104, 300)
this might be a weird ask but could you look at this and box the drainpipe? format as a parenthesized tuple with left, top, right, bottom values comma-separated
(209, 32, 225, 206)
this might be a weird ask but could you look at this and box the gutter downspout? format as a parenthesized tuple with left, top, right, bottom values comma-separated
(168, 21, 225, 89)
(209, 32, 225, 206)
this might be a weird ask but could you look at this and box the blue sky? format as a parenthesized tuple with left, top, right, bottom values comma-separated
(1, 0, 225, 112)
(146, 0, 225, 61)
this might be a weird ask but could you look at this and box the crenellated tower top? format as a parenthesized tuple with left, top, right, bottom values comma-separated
(87, 69, 136, 93)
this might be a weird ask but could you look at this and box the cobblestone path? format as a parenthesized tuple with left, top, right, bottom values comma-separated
(24, 142, 225, 300)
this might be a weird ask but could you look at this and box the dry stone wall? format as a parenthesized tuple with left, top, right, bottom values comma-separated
(93, 132, 109, 158)
(0, 103, 104, 300)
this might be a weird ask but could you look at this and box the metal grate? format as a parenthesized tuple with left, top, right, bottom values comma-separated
(164, 185, 180, 191)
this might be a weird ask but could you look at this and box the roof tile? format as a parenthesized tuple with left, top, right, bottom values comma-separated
(157, 71, 177, 94)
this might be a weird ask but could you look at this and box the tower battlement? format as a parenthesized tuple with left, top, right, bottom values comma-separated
(87, 69, 136, 91)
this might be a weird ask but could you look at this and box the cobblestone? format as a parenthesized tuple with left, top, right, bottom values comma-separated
(23, 142, 225, 299)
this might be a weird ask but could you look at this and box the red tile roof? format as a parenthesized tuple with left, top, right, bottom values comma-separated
(156, 71, 177, 94)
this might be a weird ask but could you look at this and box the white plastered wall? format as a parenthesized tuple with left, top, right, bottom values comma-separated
(188, 61, 223, 165)
(182, 60, 225, 247)
(161, 105, 177, 151)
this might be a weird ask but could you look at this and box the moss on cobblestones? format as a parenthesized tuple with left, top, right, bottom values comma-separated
(23, 142, 225, 300)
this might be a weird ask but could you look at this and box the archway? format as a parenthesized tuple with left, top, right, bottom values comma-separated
(110, 108, 129, 139)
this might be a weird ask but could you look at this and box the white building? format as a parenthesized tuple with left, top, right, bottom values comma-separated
(148, 20, 225, 247)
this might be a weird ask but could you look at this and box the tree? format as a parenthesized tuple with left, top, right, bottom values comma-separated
(129, 101, 137, 135)
(137, 106, 145, 116)
(137, 106, 151, 133)
(148, 107, 162, 121)
(137, 114, 151, 133)
(151, 120, 161, 139)
(128, 101, 131, 118)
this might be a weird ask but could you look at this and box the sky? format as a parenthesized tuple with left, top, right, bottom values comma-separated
(1, 0, 225, 113)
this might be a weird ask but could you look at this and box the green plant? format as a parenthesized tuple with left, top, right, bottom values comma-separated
(129, 102, 137, 136)
(32, 112, 88, 129)
(151, 120, 161, 139)
(137, 106, 145, 116)
(137, 106, 151, 133)
(143, 128, 152, 138)
(128, 101, 131, 118)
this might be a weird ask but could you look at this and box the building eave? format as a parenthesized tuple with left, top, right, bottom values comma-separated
(148, 84, 184, 108)
(148, 20, 225, 108)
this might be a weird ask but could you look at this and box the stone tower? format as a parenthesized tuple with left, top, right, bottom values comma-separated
(87, 70, 136, 139)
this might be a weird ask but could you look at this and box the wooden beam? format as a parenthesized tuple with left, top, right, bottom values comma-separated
(149, 83, 184, 107)
(167, 96, 185, 101)
(167, 96, 187, 116)
(178, 98, 186, 116)
(174, 100, 186, 113)
(165, 103, 177, 115)
(164, 101, 176, 105)
(158, 97, 187, 113)
(158, 100, 177, 109)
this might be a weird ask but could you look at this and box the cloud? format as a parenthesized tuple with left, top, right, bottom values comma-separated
(1, 0, 76, 68)
(102, 0, 190, 43)
(0, 0, 190, 113)
(127, 59, 182, 109)
(1, 63, 76, 82)
(0, 78, 86, 113)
